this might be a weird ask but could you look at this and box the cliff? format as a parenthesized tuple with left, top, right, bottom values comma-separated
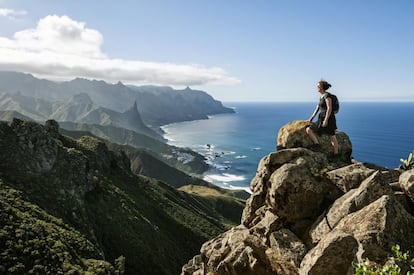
(0, 71, 235, 127)
(0, 119, 244, 274)
(182, 120, 414, 275)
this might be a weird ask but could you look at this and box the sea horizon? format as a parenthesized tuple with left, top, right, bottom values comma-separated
(163, 101, 414, 193)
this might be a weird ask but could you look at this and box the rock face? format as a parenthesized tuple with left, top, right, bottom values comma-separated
(276, 120, 352, 164)
(182, 120, 414, 275)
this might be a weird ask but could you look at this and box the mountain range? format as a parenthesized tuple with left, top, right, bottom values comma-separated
(0, 71, 244, 274)
(0, 71, 234, 126)
(0, 119, 245, 274)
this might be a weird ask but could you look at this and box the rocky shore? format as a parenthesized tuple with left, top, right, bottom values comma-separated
(182, 120, 414, 275)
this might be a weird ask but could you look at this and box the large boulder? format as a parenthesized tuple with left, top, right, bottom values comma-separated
(267, 159, 342, 237)
(308, 171, 394, 245)
(266, 229, 307, 274)
(242, 147, 342, 237)
(336, 195, 414, 263)
(299, 231, 358, 275)
(276, 120, 352, 164)
(326, 163, 377, 192)
(182, 225, 275, 275)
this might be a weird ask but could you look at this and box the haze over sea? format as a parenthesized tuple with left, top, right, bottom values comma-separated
(163, 102, 414, 192)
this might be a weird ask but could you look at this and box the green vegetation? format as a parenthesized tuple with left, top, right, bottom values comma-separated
(0, 119, 244, 274)
(179, 185, 246, 225)
(400, 152, 414, 171)
(0, 180, 121, 274)
(353, 245, 414, 275)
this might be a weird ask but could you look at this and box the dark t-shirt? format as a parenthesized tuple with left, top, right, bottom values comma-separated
(312, 93, 337, 135)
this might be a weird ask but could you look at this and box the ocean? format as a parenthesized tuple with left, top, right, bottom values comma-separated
(162, 102, 414, 192)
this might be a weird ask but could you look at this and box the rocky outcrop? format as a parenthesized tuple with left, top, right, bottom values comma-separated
(276, 120, 352, 164)
(182, 120, 414, 275)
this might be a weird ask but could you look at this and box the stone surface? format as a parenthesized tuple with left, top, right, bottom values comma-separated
(400, 169, 414, 202)
(326, 162, 376, 192)
(308, 171, 394, 245)
(267, 229, 307, 275)
(276, 120, 352, 164)
(182, 120, 414, 275)
(299, 231, 358, 275)
(197, 225, 274, 275)
(336, 195, 414, 263)
(267, 161, 342, 235)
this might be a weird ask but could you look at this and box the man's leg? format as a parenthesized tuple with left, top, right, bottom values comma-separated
(306, 126, 319, 144)
(330, 135, 339, 155)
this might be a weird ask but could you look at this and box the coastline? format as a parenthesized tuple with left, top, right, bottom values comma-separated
(161, 101, 414, 195)
(161, 116, 253, 194)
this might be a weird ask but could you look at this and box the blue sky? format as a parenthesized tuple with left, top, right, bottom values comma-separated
(0, 0, 413, 101)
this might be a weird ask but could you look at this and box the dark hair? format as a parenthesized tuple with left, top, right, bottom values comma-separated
(319, 80, 332, 90)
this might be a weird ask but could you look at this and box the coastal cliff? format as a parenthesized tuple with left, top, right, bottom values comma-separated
(0, 119, 244, 274)
(182, 120, 414, 275)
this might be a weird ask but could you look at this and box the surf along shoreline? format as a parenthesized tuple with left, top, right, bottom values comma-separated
(161, 116, 253, 194)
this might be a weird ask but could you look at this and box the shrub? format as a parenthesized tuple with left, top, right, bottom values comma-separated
(399, 152, 414, 171)
(353, 245, 414, 275)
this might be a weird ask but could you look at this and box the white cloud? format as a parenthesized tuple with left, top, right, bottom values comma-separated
(0, 8, 27, 19)
(0, 14, 240, 86)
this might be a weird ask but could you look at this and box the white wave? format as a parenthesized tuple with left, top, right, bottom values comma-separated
(204, 173, 246, 183)
(227, 185, 252, 194)
(251, 147, 262, 151)
(235, 155, 247, 159)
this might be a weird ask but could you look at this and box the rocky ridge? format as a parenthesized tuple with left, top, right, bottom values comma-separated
(0, 119, 244, 274)
(182, 120, 414, 275)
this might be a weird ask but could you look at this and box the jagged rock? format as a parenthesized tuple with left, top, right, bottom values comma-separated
(44, 119, 60, 138)
(267, 160, 342, 237)
(0, 119, 60, 176)
(183, 121, 414, 275)
(335, 195, 414, 263)
(308, 171, 394, 245)
(276, 120, 352, 164)
(393, 191, 414, 214)
(326, 162, 377, 192)
(299, 231, 358, 275)
(242, 148, 333, 229)
(0, 119, 127, 208)
(400, 169, 414, 202)
(182, 255, 204, 275)
(266, 229, 307, 274)
(249, 210, 283, 243)
(192, 225, 274, 275)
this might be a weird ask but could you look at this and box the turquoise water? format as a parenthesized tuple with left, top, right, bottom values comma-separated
(162, 102, 414, 192)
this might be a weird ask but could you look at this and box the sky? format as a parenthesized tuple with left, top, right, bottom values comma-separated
(0, 0, 413, 102)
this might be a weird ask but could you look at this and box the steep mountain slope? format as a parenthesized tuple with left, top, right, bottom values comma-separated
(52, 93, 162, 140)
(0, 119, 240, 274)
(0, 110, 33, 121)
(0, 180, 123, 274)
(0, 92, 58, 120)
(0, 92, 163, 140)
(59, 122, 207, 175)
(129, 85, 235, 126)
(0, 71, 234, 126)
